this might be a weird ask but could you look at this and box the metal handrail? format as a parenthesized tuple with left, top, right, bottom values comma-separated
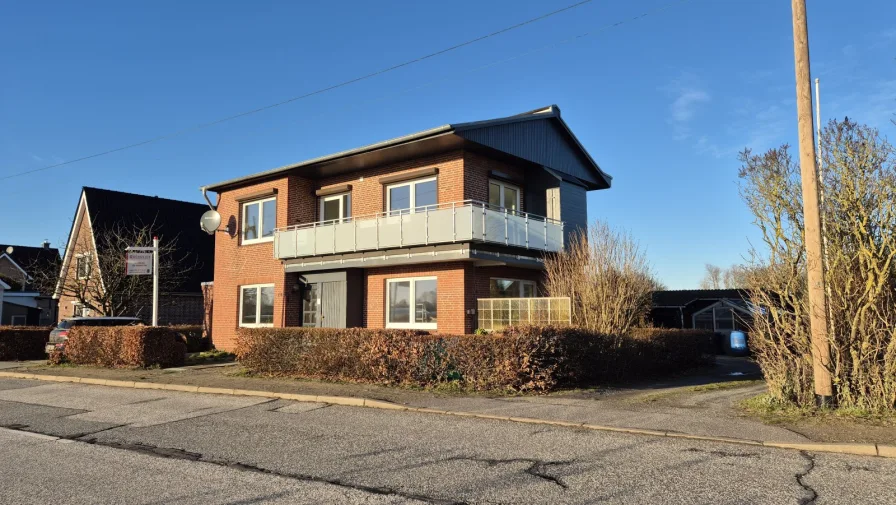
(273, 199, 564, 233)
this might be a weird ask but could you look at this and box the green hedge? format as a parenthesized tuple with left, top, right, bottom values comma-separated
(235, 326, 714, 392)
(65, 326, 186, 368)
(0, 327, 50, 360)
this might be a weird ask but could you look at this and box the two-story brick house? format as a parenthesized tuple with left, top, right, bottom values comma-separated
(203, 105, 611, 350)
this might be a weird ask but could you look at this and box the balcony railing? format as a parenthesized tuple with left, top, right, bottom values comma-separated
(273, 200, 564, 260)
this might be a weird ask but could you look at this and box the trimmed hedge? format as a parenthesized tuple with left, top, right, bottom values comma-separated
(65, 326, 186, 368)
(235, 326, 715, 392)
(0, 327, 50, 360)
(169, 325, 210, 353)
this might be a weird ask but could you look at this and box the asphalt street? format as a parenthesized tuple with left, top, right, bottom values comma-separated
(1, 378, 894, 505)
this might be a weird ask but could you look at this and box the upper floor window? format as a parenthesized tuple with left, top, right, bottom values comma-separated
(488, 180, 520, 213)
(243, 197, 276, 244)
(489, 278, 536, 298)
(320, 192, 351, 222)
(76, 255, 90, 280)
(387, 177, 437, 216)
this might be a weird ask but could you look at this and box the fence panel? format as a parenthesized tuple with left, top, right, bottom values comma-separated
(476, 297, 571, 332)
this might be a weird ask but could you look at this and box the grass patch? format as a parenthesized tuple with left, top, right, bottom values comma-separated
(688, 379, 764, 392)
(184, 349, 235, 366)
(739, 393, 896, 425)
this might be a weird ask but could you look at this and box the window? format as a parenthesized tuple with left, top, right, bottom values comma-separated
(10, 315, 26, 326)
(76, 255, 90, 280)
(242, 197, 277, 244)
(72, 302, 90, 317)
(386, 177, 437, 215)
(489, 278, 537, 298)
(386, 277, 437, 329)
(240, 284, 275, 327)
(488, 180, 520, 212)
(319, 192, 351, 222)
(302, 283, 320, 327)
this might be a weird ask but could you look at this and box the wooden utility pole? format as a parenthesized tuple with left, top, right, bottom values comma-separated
(791, 0, 833, 405)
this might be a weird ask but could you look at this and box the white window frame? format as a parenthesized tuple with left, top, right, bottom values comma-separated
(386, 176, 437, 215)
(488, 179, 521, 212)
(10, 315, 26, 326)
(489, 277, 537, 298)
(241, 197, 277, 245)
(318, 192, 351, 222)
(239, 283, 275, 328)
(75, 254, 90, 280)
(386, 276, 437, 329)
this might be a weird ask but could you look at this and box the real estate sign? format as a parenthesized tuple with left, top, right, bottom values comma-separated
(126, 251, 153, 275)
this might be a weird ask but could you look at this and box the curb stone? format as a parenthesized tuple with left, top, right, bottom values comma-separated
(0, 370, 890, 459)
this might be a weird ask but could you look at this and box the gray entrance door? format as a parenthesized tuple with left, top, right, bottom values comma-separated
(303, 281, 346, 328)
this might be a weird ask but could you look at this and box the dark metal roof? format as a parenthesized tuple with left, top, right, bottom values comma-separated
(82, 187, 215, 293)
(203, 105, 611, 192)
(651, 289, 750, 308)
(0, 243, 60, 274)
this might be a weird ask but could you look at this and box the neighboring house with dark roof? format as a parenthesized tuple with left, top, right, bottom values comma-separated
(54, 187, 215, 325)
(202, 105, 611, 351)
(0, 242, 61, 326)
(650, 289, 753, 334)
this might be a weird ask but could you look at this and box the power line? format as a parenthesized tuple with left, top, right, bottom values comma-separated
(3, 0, 689, 182)
(2, 0, 593, 181)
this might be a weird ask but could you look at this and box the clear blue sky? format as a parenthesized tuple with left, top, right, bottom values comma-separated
(2, 0, 894, 288)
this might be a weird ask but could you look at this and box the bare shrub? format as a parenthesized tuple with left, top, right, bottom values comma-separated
(740, 118, 896, 411)
(234, 326, 712, 392)
(543, 220, 658, 335)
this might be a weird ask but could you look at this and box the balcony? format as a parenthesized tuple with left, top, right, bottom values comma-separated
(273, 200, 564, 260)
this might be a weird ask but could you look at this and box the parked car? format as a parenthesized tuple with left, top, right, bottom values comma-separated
(46, 317, 143, 354)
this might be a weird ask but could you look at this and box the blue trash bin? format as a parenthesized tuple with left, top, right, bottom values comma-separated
(728, 331, 748, 356)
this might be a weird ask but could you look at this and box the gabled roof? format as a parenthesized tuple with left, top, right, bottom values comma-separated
(59, 188, 215, 293)
(204, 105, 611, 192)
(0, 244, 60, 276)
(651, 289, 749, 308)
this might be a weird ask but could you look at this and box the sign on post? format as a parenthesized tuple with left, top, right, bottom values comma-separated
(126, 251, 153, 275)
(126, 239, 160, 326)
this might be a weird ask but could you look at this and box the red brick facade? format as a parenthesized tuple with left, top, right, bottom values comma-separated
(210, 149, 549, 350)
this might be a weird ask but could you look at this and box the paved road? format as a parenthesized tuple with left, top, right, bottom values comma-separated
(1, 378, 894, 504)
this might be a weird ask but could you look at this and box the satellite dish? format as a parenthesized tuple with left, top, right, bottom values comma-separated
(200, 210, 222, 235)
(5, 246, 12, 255)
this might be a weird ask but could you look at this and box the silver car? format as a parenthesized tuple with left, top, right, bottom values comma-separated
(46, 317, 143, 354)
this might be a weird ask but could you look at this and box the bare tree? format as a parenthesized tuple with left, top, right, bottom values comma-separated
(699, 264, 723, 289)
(700, 263, 752, 289)
(544, 220, 659, 335)
(740, 118, 896, 411)
(29, 220, 196, 320)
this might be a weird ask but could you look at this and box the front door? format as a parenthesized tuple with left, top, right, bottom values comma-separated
(302, 281, 346, 328)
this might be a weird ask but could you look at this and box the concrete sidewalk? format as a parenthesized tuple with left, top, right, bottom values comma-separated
(0, 358, 801, 444)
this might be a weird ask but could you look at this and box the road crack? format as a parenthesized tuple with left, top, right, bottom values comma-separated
(795, 451, 818, 505)
(684, 447, 759, 458)
(74, 437, 465, 504)
(444, 456, 571, 489)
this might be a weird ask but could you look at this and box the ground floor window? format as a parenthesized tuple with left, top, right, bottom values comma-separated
(386, 277, 437, 329)
(489, 278, 537, 298)
(240, 284, 275, 327)
(10, 315, 26, 325)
